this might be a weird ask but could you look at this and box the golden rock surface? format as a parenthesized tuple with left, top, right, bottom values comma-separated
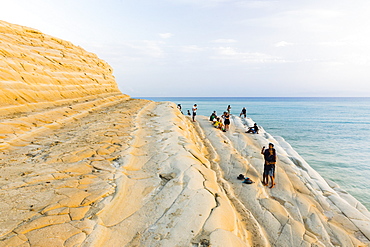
(0, 20, 370, 247)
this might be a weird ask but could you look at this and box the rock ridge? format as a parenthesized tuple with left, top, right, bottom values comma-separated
(2, 100, 369, 246)
(0, 20, 125, 116)
(1, 20, 370, 247)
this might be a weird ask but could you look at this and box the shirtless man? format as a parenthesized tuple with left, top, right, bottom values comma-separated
(261, 143, 277, 188)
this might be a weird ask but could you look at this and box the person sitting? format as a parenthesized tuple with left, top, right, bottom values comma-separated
(209, 111, 217, 121)
(246, 123, 259, 134)
(213, 117, 224, 130)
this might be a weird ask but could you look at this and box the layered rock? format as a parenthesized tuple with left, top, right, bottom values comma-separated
(0, 20, 124, 116)
(1, 100, 369, 246)
(0, 20, 128, 151)
(0, 20, 369, 247)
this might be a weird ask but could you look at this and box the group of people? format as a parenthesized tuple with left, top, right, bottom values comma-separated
(209, 110, 231, 132)
(178, 104, 255, 134)
(178, 103, 277, 188)
(177, 104, 198, 122)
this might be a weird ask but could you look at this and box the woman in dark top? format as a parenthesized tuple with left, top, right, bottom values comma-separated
(224, 112, 230, 131)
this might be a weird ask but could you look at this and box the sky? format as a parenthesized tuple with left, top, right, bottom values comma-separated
(1, 0, 370, 97)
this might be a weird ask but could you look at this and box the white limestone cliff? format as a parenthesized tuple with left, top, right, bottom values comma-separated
(0, 20, 369, 247)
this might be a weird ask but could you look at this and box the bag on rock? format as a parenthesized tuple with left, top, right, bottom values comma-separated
(243, 178, 254, 184)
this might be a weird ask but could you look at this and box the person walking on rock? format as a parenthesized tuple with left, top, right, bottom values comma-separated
(192, 104, 197, 122)
(240, 107, 247, 118)
(261, 143, 277, 188)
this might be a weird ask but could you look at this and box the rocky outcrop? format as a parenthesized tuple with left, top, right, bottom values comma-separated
(0, 20, 128, 151)
(0, 20, 124, 116)
(1, 100, 369, 247)
(0, 20, 369, 247)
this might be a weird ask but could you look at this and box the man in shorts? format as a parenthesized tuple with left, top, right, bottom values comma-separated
(261, 143, 277, 188)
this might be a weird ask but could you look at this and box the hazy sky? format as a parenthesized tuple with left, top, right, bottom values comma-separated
(1, 0, 370, 97)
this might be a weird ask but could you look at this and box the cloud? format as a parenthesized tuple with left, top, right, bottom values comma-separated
(211, 39, 237, 43)
(243, 8, 345, 32)
(165, 0, 235, 8)
(236, 0, 278, 9)
(180, 45, 205, 53)
(211, 46, 286, 63)
(95, 40, 166, 63)
(318, 41, 347, 46)
(159, 33, 174, 39)
(274, 41, 294, 47)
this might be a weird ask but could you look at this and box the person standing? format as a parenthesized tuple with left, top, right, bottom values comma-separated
(261, 143, 277, 188)
(192, 104, 197, 122)
(224, 112, 230, 131)
(227, 105, 231, 114)
(177, 104, 183, 114)
(240, 107, 247, 118)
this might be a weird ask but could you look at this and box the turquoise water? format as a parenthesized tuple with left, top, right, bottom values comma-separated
(142, 97, 370, 210)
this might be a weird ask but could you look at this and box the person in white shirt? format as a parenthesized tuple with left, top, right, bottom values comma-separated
(192, 104, 197, 122)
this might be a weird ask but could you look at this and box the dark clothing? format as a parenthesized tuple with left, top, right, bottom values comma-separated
(263, 148, 276, 177)
(264, 164, 275, 177)
(224, 115, 230, 125)
(263, 149, 276, 163)
(263, 163, 269, 176)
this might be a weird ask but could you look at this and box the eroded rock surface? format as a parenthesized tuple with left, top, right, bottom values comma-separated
(1, 20, 370, 247)
(1, 100, 370, 247)
(0, 20, 121, 111)
(0, 20, 128, 151)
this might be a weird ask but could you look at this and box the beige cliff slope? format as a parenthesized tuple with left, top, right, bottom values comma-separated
(0, 20, 125, 115)
(1, 20, 370, 247)
(0, 20, 128, 151)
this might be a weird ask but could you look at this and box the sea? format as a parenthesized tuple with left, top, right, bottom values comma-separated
(141, 97, 370, 210)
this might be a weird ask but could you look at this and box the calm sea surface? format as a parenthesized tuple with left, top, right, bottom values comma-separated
(141, 97, 370, 210)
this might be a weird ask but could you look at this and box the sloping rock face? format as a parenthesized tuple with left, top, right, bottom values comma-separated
(0, 20, 128, 151)
(0, 20, 123, 115)
(1, 100, 370, 247)
(1, 20, 370, 247)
